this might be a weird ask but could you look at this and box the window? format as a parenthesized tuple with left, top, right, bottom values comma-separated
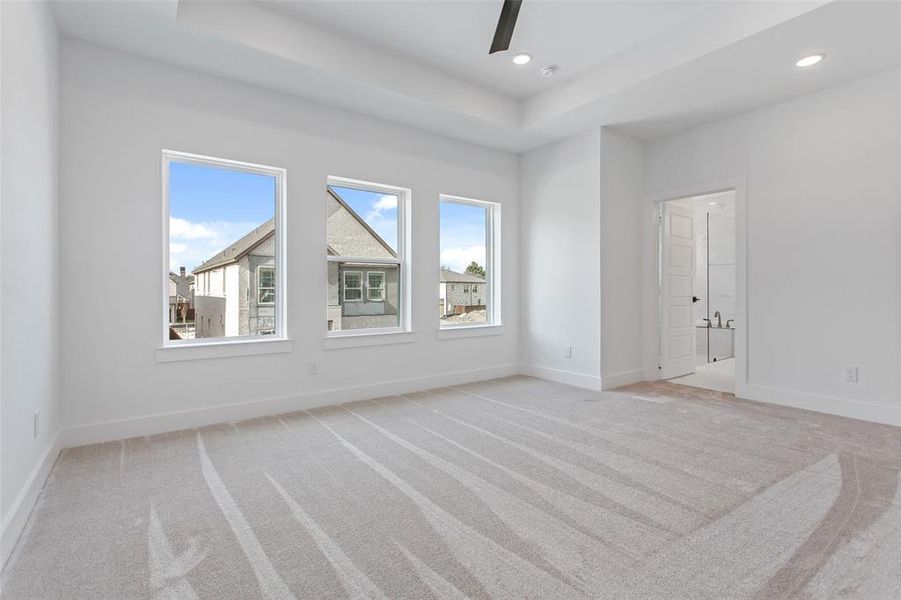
(368, 271, 386, 302)
(257, 266, 275, 305)
(439, 195, 500, 328)
(327, 177, 410, 335)
(343, 271, 363, 302)
(163, 151, 286, 345)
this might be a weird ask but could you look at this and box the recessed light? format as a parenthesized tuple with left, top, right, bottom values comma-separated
(708, 201, 719, 206)
(795, 54, 825, 68)
(512, 52, 532, 65)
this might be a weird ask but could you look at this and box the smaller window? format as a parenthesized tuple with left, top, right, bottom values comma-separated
(368, 271, 386, 301)
(344, 271, 363, 302)
(258, 266, 275, 305)
(439, 195, 500, 328)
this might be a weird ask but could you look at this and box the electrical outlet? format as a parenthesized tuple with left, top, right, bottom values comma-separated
(309, 361, 319, 376)
(33, 411, 39, 439)
(843, 366, 859, 383)
(564, 345, 573, 358)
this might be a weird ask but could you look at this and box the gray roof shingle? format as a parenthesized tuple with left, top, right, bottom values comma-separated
(193, 219, 274, 274)
(440, 269, 485, 283)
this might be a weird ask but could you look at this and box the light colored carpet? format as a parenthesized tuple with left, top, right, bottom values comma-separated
(2, 376, 900, 599)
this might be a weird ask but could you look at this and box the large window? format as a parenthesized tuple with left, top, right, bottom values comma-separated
(327, 177, 410, 335)
(163, 151, 285, 345)
(439, 195, 500, 328)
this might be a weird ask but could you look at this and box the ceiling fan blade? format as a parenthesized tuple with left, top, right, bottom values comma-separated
(489, 0, 522, 54)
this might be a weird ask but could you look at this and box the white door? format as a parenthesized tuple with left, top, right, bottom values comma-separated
(660, 199, 697, 379)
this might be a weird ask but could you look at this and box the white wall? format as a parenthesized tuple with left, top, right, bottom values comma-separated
(58, 41, 520, 442)
(521, 130, 602, 388)
(644, 68, 901, 425)
(0, 0, 60, 564)
(599, 128, 645, 388)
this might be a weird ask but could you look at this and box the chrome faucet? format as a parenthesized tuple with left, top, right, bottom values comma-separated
(714, 311, 723, 328)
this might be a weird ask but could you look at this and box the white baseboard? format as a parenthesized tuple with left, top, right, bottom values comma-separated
(1, 433, 61, 571)
(744, 384, 901, 427)
(519, 364, 603, 391)
(61, 364, 520, 448)
(601, 369, 646, 390)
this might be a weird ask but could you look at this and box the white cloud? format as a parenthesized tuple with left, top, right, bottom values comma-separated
(168, 218, 263, 272)
(169, 217, 217, 240)
(365, 194, 398, 221)
(372, 194, 397, 212)
(440, 245, 486, 273)
(362, 194, 399, 250)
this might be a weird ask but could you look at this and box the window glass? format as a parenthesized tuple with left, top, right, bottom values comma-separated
(165, 155, 280, 341)
(258, 266, 275, 304)
(343, 271, 363, 302)
(439, 198, 497, 327)
(327, 183, 404, 332)
(368, 272, 386, 301)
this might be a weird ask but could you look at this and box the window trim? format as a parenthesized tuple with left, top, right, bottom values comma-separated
(161, 150, 288, 354)
(367, 270, 386, 302)
(326, 176, 412, 339)
(256, 265, 276, 306)
(438, 194, 502, 331)
(342, 270, 364, 303)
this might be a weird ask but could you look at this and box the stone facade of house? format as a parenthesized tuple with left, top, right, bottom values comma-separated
(326, 189, 400, 331)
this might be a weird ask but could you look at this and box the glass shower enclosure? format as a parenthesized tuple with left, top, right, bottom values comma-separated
(696, 203, 735, 364)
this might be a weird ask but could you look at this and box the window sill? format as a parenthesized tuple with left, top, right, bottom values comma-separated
(324, 330, 415, 349)
(157, 337, 292, 363)
(438, 324, 504, 339)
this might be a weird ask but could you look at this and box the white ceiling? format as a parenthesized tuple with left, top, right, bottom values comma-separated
(263, 0, 717, 99)
(50, 0, 900, 152)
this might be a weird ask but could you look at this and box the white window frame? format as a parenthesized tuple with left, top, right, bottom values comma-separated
(159, 150, 289, 361)
(256, 265, 275, 305)
(326, 176, 412, 341)
(367, 271, 386, 302)
(343, 270, 364, 303)
(438, 194, 502, 333)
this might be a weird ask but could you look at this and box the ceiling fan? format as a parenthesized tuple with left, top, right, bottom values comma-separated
(489, 0, 523, 54)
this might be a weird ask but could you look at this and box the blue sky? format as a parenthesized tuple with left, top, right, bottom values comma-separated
(440, 201, 486, 273)
(168, 161, 275, 272)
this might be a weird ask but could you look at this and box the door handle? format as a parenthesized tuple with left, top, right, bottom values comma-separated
(692, 296, 701, 303)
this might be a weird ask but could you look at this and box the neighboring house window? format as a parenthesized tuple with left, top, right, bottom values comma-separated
(257, 266, 275, 304)
(368, 271, 386, 301)
(163, 150, 286, 346)
(327, 177, 411, 335)
(439, 195, 501, 328)
(343, 271, 363, 302)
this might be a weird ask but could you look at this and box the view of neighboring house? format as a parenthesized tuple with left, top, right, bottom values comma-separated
(193, 219, 276, 338)
(192, 188, 400, 338)
(440, 268, 486, 317)
(168, 266, 194, 324)
(327, 188, 399, 331)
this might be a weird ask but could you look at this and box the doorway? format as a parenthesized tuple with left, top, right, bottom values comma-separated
(658, 190, 736, 393)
